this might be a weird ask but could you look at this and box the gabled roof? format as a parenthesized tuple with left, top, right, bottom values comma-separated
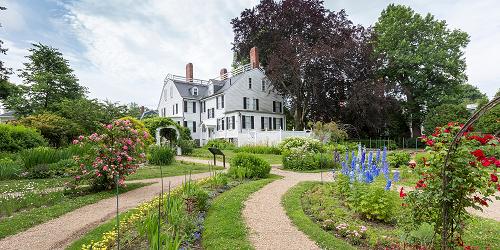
(173, 80, 208, 100)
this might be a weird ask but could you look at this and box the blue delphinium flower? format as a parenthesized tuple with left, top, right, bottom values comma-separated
(384, 179, 392, 190)
(375, 149, 380, 163)
(393, 171, 400, 182)
(382, 147, 387, 163)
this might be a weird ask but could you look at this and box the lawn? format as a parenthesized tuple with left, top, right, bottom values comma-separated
(202, 175, 281, 250)
(0, 177, 70, 193)
(191, 148, 283, 165)
(128, 160, 223, 180)
(284, 181, 500, 249)
(0, 183, 148, 239)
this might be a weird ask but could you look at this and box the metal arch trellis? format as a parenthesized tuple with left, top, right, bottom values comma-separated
(440, 96, 500, 249)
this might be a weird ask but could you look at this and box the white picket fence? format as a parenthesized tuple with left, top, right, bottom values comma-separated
(236, 130, 312, 146)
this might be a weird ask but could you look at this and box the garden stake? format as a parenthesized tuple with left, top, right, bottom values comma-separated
(320, 152, 323, 183)
(157, 161, 164, 249)
(115, 173, 120, 250)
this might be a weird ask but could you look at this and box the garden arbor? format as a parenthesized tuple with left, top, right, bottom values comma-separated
(155, 126, 181, 155)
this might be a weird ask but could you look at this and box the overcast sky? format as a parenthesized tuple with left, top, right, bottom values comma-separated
(1, 0, 499, 108)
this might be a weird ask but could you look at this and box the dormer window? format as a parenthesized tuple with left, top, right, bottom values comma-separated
(248, 78, 252, 89)
(192, 87, 198, 96)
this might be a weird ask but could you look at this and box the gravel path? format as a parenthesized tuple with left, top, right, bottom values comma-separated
(0, 171, 212, 250)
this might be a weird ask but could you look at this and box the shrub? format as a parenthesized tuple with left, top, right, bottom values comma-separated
(309, 121, 348, 143)
(282, 148, 338, 171)
(47, 158, 78, 177)
(0, 124, 47, 152)
(0, 158, 23, 180)
(27, 164, 51, 179)
(387, 151, 410, 168)
(325, 142, 358, 153)
(178, 139, 195, 155)
(14, 113, 82, 147)
(119, 116, 154, 146)
(415, 152, 431, 166)
(278, 137, 323, 153)
(423, 104, 469, 134)
(228, 153, 271, 179)
(19, 147, 61, 169)
(148, 145, 175, 165)
(142, 117, 191, 142)
(205, 139, 235, 150)
(73, 119, 148, 190)
(234, 145, 281, 155)
(347, 183, 399, 223)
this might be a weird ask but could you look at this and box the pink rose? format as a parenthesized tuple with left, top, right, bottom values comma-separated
(72, 139, 79, 144)
(103, 165, 109, 171)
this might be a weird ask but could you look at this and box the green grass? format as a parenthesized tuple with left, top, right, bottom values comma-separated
(202, 175, 281, 250)
(128, 161, 223, 180)
(463, 216, 500, 249)
(191, 148, 282, 165)
(282, 181, 355, 250)
(0, 177, 70, 193)
(0, 183, 148, 239)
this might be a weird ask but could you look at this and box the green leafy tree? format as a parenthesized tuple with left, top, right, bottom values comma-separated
(53, 98, 107, 134)
(373, 4, 469, 137)
(440, 83, 487, 105)
(4, 43, 87, 115)
(475, 90, 500, 134)
(0, 6, 12, 83)
(423, 104, 469, 133)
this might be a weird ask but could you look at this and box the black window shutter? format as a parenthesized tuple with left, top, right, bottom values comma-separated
(251, 116, 254, 129)
(193, 121, 197, 132)
(183, 121, 187, 127)
(232, 116, 235, 129)
(279, 102, 282, 113)
(243, 97, 247, 109)
(273, 118, 276, 130)
(269, 117, 272, 130)
(217, 119, 219, 130)
(256, 99, 259, 111)
(226, 117, 229, 129)
(242, 116, 246, 129)
(193, 102, 196, 113)
(261, 117, 264, 129)
(222, 119, 225, 130)
(207, 109, 210, 119)
(272, 101, 276, 112)
(216, 97, 219, 109)
(280, 118, 283, 129)
(184, 101, 187, 112)
(222, 96, 224, 108)
(176, 104, 178, 114)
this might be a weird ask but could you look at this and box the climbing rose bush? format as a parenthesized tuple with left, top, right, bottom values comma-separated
(401, 122, 499, 248)
(73, 119, 148, 190)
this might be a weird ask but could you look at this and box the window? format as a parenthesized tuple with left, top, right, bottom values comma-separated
(192, 102, 196, 113)
(183, 121, 188, 127)
(193, 121, 197, 132)
(221, 119, 225, 131)
(216, 119, 219, 130)
(216, 97, 219, 109)
(250, 116, 255, 129)
(279, 102, 283, 113)
(184, 101, 188, 112)
(261, 80, 266, 91)
(221, 95, 224, 108)
(231, 116, 235, 129)
(243, 97, 249, 109)
(253, 99, 259, 111)
(248, 78, 252, 89)
(261, 117, 265, 130)
(192, 87, 198, 96)
(175, 104, 178, 114)
(226, 117, 230, 130)
(279, 118, 283, 130)
(273, 118, 276, 130)
(202, 101, 206, 112)
(272, 101, 276, 112)
(242, 116, 246, 129)
(212, 108, 215, 118)
(208, 108, 215, 119)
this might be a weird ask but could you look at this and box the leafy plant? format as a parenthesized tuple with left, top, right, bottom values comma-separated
(233, 145, 281, 155)
(387, 151, 410, 168)
(147, 145, 175, 166)
(309, 121, 348, 143)
(278, 137, 323, 153)
(0, 158, 23, 180)
(178, 139, 195, 155)
(282, 148, 337, 171)
(229, 153, 271, 179)
(0, 124, 47, 152)
(204, 139, 235, 150)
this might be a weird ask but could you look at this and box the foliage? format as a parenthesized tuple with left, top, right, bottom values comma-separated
(475, 104, 500, 134)
(147, 145, 174, 166)
(0, 123, 47, 152)
(278, 137, 323, 153)
(73, 119, 148, 190)
(3, 43, 87, 116)
(14, 113, 81, 147)
(423, 104, 469, 134)
(204, 138, 235, 150)
(404, 123, 499, 247)
(310, 121, 348, 143)
(178, 139, 195, 155)
(282, 148, 337, 171)
(142, 117, 191, 142)
(374, 4, 470, 137)
(231, 0, 376, 129)
(0, 158, 23, 180)
(119, 116, 153, 146)
(387, 151, 411, 168)
(348, 139, 397, 150)
(440, 83, 488, 106)
(19, 146, 64, 169)
(233, 145, 281, 155)
(346, 182, 399, 223)
(229, 153, 271, 179)
(325, 142, 359, 154)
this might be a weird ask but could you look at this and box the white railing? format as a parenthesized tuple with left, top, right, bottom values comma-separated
(166, 73, 210, 85)
(212, 63, 253, 81)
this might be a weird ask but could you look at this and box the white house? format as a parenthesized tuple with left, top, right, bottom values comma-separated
(157, 47, 302, 146)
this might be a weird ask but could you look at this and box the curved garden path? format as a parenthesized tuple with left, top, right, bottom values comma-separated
(0, 171, 212, 250)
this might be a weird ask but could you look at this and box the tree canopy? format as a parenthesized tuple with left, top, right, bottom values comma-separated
(373, 4, 470, 137)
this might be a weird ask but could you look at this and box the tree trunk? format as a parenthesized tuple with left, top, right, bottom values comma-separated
(294, 105, 304, 130)
(412, 124, 422, 138)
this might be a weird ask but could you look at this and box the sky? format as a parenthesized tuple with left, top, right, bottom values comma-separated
(1, 0, 499, 109)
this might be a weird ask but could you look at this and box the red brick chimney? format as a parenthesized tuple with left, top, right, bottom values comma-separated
(220, 68, 228, 79)
(250, 47, 259, 69)
(186, 63, 193, 82)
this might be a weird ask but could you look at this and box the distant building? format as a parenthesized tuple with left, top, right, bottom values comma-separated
(157, 47, 309, 146)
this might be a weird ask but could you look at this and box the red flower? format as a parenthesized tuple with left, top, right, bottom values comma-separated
(469, 161, 476, 167)
(491, 174, 498, 182)
(399, 187, 407, 198)
(416, 179, 427, 189)
(474, 196, 488, 207)
(426, 140, 435, 146)
(444, 128, 450, 133)
(495, 159, 500, 167)
(497, 184, 500, 192)
(471, 149, 485, 160)
(481, 158, 491, 167)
